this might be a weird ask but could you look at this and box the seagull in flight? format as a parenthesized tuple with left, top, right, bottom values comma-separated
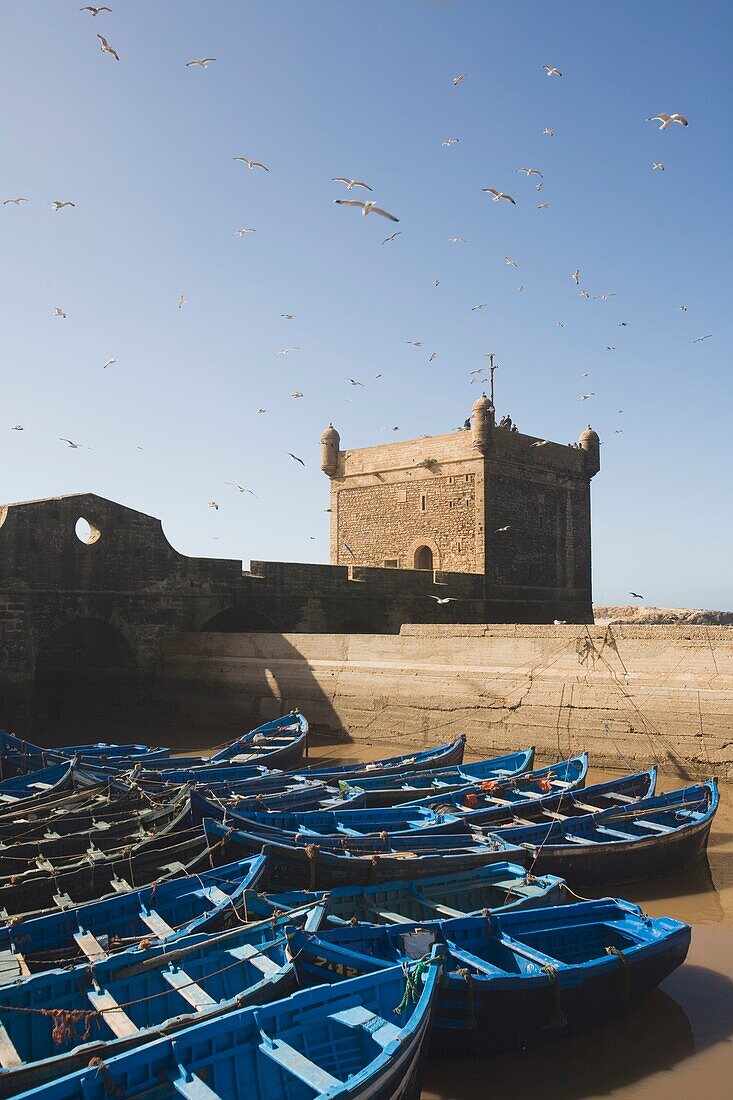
(452, 73, 466, 86)
(556, 321, 565, 328)
(407, 340, 423, 347)
(505, 257, 517, 267)
(693, 334, 712, 343)
(647, 113, 688, 130)
(49, 201, 75, 210)
(53, 307, 66, 318)
(59, 438, 91, 449)
(341, 542, 356, 559)
(187, 58, 216, 68)
(287, 452, 305, 466)
(226, 484, 257, 497)
(543, 127, 554, 136)
(257, 408, 266, 414)
(447, 237, 466, 243)
(531, 440, 550, 447)
(80, 6, 113, 13)
(442, 138, 460, 146)
(652, 162, 665, 170)
(334, 199, 399, 222)
(234, 157, 268, 170)
(101, 357, 117, 369)
(11, 425, 24, 431)
(332, 177, 372, 191)
(178, 294, 186, 309)
(382, 231, 401, 244)
(347, 378, 364, 386)
(572, 269, 580, 285)
(580, 392, 595, 401)
(630, 591, 645, 600)
(483, 188, 516, 204)
(544, 65, 563, 77)
(580, 289, 590, 299)
(517, 167, 543, 178)
(428, 352, 437, 362)
(97, 33, 119, 60)
(234, 227, 256, 236)
(496, 526, 511, 533)
(3, 197, 27, 205)
(537, 202, 550, 209)
(594, 293, 616, 301)
(472, 303, 487, 311)
(292, 391, 304, 399)
(428, 595, 457, 604)
(605, 346, 615, 351)
(678, 305, 688, 312)
(281, 313, 295, 320)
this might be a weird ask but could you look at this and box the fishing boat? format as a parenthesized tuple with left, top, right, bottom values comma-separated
(288, 898, 691, 1056)
(0, 825, 239, 920)
(244, 862, 567, 925)
(205, 780, 366, 814)
(494, 780, 719, 886)
(191, 790, 468, 837)
(0, 731, 169, 774)
(301, 735, 470, 784)
(0, 764, 78, 806)
(0, 853, 268, 976)
(12, 953, 443, 1100)
(0, 903, 325, 1097)
(205, 818, 529, 888)
(406, 768, 656, 828)
(347, 747, 536, 806)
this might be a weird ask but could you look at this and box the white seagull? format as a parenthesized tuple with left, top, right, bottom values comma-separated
(693, 334, 712, 343)
(407, 340, 423, 347)
(278, 347, 300, 355)
(447, 237, 466, 243)
(80, 6, 112, 14)
(652, 162, 665, 170)
(332, 178, 372, 191)
(187, 58, 216, 68)
(97, 33, 119, 60)
(505, 257, 518, 267)
(292, 391, 304, 399)
(531, 440, 550, 447)
(544, 65, 562, 77)
(53, 307, 66, 318)
(428, 595, 457, 604)
(347, 378, 364, 386)
(483, 188, 516, 204)
(49, 201, 75, 210)
(517, 167, 543, 178)
(382, 231, 401, 244)
(11, 425, 24, 431)
(233, 157, 268, 171)
(333, 199, 399, 222)
(537, 202, 550, 209)
(647, 113, 688, 130)
(226, 484, 258, 497)
(102, 357, 117, 369)
(442, 138, 460, 146)
(208, 501, 219, 510)
(471, 303, 487, 311)
(178, 294, 186, 309)
(496, 526, 511, 533)
(3, 197, 27, 205)
(234, 227, 256, 236)
(572, 269, 580, 285)
(428, 352, 437, 362)
(543, 127, 554, 136)
(281, 313, 296, 320)
(287, 452, 305, 466)
(452, 74, 466, 86)
(580, 393, 595, 401)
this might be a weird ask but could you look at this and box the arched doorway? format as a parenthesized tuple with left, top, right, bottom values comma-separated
(199, 608, 277, 632)
(413, 545, 434, 570)
(33, 619, 136, 745)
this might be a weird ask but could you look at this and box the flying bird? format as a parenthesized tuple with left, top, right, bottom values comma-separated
(452, 74, 466, 86)
(447, 237, 466, 243)
(556, 321, 565, 328)
(234, 227, 256, 236)
(428, 595, 457, 604)
(292, 391, 304, 399)
(516, 284, 524, 292)
(693, 334, 712, 343)
(572, 269, 580, 285)
(208, 501, 219, 510)
(257, 408, 266, 414)
(59, 438, 88, 448)
(647, 113, 688, 130)
(580, 393, 595, 401)
(96, 33, 119, 60)
(428, 352, 437, 362)
(382, 231, 401, 244)
(580, 290, 590, 299)
(471, 303, 487, 311)
(678, 305, 688, 312)
(517, 167, 543, 178)
(407, 340, 423, 347)
(347, 378, 364, 386)
(544, 65, 562, 76)
(102, 357, 117, 368)
(186, 58, 216, 68)
(630, 591, 645, 600)
(225, 484, 257, 497)
(178, 294, 186, 309)
(341, 542, 356, 558)
(53, 307, 66, 318)
(334, 199, 399, 222)
(11, 425, 24, 431)
(543, 128, 554, 136)
(332, 177, 372, 191)
(594, 293, 616, 301)
(652, 162, 665, 170)
(80, 6, 112, 13)
(49, 201, 75, 210)
(482, 188, 516, 204)
(433, 280, 440, 286)
(278, 347, 300, 355)
(535, 182, 544, 191)
(537, 202, 550, 209)
(531, 440, 550, 447)
(287, 452, 305, 466)
(605, 346, 615, 351)
(442, 138, 460, 146)
(233, 157, 268, 170)
(281, 313, 295, 320)
(3, 197, 27, 205)
(496, 526, 511, 533)
(505, 257, 517, 267)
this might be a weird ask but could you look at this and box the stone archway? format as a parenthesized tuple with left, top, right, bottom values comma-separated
(33, 618, 137, 745)
(199, 607, 277, 632)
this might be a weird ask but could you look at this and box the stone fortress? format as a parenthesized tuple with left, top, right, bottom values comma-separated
(322, 394, 600, 622)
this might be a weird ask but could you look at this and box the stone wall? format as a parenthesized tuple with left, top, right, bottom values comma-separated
(159, 624, 733, 779)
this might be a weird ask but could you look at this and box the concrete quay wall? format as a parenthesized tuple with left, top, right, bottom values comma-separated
(159, 624, 733, 780)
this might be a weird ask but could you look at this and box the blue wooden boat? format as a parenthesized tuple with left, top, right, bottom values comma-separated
(0, 825, 242, 920)
(407, 768, 656, 828)
(243, 862, 567, 925)
(0, 731, 169, 774)
(301, 734, 469, 783)
(0, 902, 326, 1096)
(401, 753, 589, 811)
(133, 714, 309, 776)
(0, 853, 268, 977)
(13, 952, 443, 1100)
(0, 764, 77, 807)
(0, 782, 159, 843)
(191, 790, 468, 837)
(348, 747, 536, 806)
(494, 779, 720, 886)
(288, 898, 691, 1056)
(205, 818, 529, 888)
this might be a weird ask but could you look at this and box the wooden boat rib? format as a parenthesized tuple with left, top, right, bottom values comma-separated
(11, 952, 443, 1100)
(288, 898, 691, 1056)
(493, 779, 719, 886)
(0, 853, 269, 976)
(0, 902, 326, 1097)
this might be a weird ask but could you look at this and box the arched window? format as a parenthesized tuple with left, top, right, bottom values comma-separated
(414, 545, 433, 570)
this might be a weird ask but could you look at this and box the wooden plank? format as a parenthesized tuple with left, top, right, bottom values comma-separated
(632, 820, 674, 834)
(73, 930, 107, 961)
(161, 968, 218, 1010)
(226, 943, 280, 976)
(330, 1006, 401, 1048)
(203, 885, 230, 906)
(87, 989, 138, 1038)
(0, 1023, 22, 1069)
(170, 1070, 221, 1100)
(259, 1039, 342, 1092)
(139, 909, 175, 938)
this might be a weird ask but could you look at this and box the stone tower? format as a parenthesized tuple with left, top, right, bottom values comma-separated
(321, 414, 601, 623)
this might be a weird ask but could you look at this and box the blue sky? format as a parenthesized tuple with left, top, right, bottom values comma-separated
(2, 1, 731, 609)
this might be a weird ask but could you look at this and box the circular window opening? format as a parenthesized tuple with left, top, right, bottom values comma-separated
(75, 517, 101, 546)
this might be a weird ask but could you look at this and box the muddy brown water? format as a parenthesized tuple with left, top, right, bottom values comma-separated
(301, 739, 733, 1100)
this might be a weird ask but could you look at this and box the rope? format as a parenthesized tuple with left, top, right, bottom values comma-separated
(455, 967, 476, 1029)
(393, 955, 435, 1016)
(304, 843, 319, 890)
(606, 945, 630, 999)
(88, 1057, 124, 1097)
(540, 963, 567, 1028)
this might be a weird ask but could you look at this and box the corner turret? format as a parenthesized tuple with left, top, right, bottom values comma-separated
(320, 423, 340, 477)
(579, 425, 600, 477)
(471, 393, 494, 455)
